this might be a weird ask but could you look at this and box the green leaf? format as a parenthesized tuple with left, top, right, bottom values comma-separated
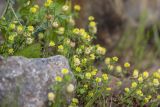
(15, 43, 41, 58)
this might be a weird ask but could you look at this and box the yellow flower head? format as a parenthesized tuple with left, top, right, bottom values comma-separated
(30, 7, 37, 13)
(96, 45, 106, 55)
(61, 68, 69, 75)
(8, 48, 14, 54)
(58, 45, 64, 52)
(8, 35, 15, 41)
(143, 71, 149, 79)
(136, 90, 143, 96)
(102, 74, 108, 80)
(90, 54, 95, 60)
(112, 56, 118, 62)
(27, 26, 34, 32)
(153, 79, 159, 86)
(89, 21, 96, 27)
(9, 23, 15, 30)
(17, 25, 23, 33)
(108, 64, 114, 70)
(75, 67, 81, 72)
(62, 5, 69, 12)
(124, 62, 130, 68)
(95, 77, 102, 83)
(105, 57, 111, 65)
(138, 76, 143, 83)
(73, 57, 80, 66)
(49, 41, 55, 47)
(85, 72, 92, 79)
(88, 92, 94, 97)
(72, 98, 79, 104)
(124, 88, 130, 93)
(74, 5, 81, 11)
(67, 84, 75, 93)
(44, 0, 53, 7)
(55, 76, 62, 82)
(133, 69, 139, 78)
(116, 65, 122, 73)
(131, 82, 137, 88)
(48, 92, 55, 101)
(57, 27, 65, 35)
(73, 28, 80, 35)
(34, 4, 39, 9)
(52, 21, 59, 28)
(88, 16, 95, 21)
(91, 70, 97, 76)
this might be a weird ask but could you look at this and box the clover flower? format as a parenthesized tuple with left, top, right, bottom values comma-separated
(91, 70, 97, 76)
(55, 76, 62, 82)
(8, 48, 14, 54)
(74, 5, 81, 11)
(62, 5, 69, 12)
(27, 26, 34, 32)
(90, 54, 95, 60)
(72, 98, 79, 104)
(116, 65, 122, 73)
(17, 25, 23, 33)
(136, 90, 143, 96)
(52, 21, 59, 28)
(153, 79, 159, 86)
(8, 35, 15, 41)
(9, 23, 15, 30)
(30, 7, 37, 13)
(138, 76, 143, 83)
(75, 67, 81, 72)
(95, 77, 102, 83)
(49, 41, 55, 47)
(58, 45, 64, 52)
(89, 21, 96, 27)
(85, 72, 92, 79)
(124, 88, 130, 93)
(143, 71, 149, 79)
(131, 82, 137, 88)
(48, 92, 55, 102)
(67, 84, 75, 93)
(124, 62, 130, 68)
(73, 57, 80, 66)
(96, 45, 106, 55)
(133, 69, 139, 78)
(44, 0, 53, 7)
(112, 56, 119, 62)
(61, 68, 69, 75)
(102, 74, 108, 80)
(26, 37, 34, 44)
(88, 16, 95, 21)
(57, 27, 65, 35)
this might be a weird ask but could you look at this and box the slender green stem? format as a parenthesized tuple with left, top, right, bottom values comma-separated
(1, 0, 9, 18)
(8, 0, 22, 25)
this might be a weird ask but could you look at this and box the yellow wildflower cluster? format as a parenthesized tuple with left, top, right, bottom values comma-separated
(44, 0, 53, 7)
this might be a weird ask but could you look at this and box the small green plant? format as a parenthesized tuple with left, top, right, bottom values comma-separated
(0, 0, 160, 107)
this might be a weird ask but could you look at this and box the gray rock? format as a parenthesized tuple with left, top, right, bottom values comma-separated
(0, 55, 74, 107)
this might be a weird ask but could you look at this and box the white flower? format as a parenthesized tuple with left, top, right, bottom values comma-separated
(67, 84, 75, 93)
